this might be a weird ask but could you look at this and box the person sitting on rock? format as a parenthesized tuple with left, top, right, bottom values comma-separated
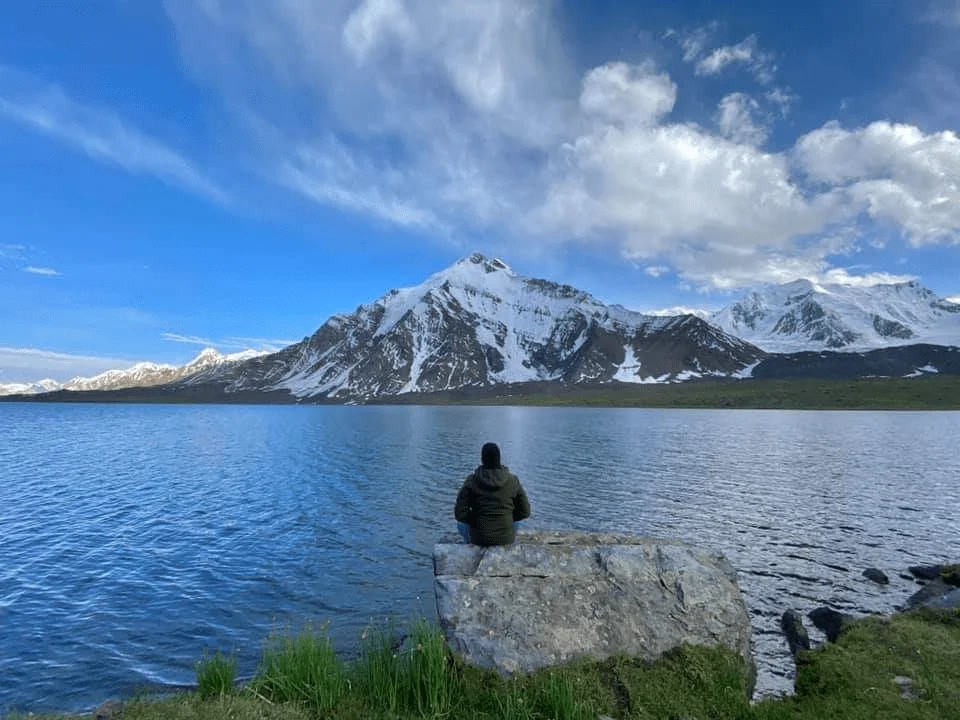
(455, 442, 531, 546)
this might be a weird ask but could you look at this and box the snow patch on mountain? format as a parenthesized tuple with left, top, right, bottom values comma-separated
(712, 279, 960, 352)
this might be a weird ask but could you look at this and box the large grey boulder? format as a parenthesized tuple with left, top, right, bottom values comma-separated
(433, 530, 753, 678)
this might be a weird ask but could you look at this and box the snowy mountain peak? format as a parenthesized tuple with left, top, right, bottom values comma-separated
(210, 257, 761, 399)
(712, 279, 960, 352)
(462, 252, 512, 273)
(188, 348, 223, 364)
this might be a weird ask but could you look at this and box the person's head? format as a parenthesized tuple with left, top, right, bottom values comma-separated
(481, 442, 501, 469)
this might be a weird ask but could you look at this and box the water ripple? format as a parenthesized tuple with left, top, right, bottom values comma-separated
(1, 404, 958, 712)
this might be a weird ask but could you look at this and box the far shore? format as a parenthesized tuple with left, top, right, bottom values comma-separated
(2, 375, 959, 410)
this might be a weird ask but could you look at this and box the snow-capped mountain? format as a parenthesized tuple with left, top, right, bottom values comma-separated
(0, 378, 63, 397)
(0, 348, 266, 396)
(644, 306, 712, 320)
(191, 254, 763, 399)
(711, 279, 960, 352)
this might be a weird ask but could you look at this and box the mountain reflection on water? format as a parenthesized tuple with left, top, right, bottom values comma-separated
(1, 404, 958, 712)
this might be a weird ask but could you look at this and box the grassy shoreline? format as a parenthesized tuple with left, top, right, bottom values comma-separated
(12, 610, 959, 720)
(3, 376, 960, 410)
(377, 375, 960, 410)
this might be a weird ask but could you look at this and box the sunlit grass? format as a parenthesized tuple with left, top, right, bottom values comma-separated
(194, 650, 237, 700)
(19, 609, 960, 720)
(247, 623, 346, 712)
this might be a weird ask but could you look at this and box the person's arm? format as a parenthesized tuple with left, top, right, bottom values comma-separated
(512, 478, 531, 521)
(454, 478, 473, 523)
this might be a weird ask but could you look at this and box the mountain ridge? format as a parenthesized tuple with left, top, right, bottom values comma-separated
(3, 254, 959, 401)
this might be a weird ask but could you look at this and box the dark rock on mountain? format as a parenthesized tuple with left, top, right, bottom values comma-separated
(751, 344, 960, 380)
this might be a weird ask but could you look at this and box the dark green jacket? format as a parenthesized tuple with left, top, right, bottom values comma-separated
(454, 465, 531, 546)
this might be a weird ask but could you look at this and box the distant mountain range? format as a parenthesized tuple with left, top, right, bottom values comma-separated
(3, 254, 958, 402)
(0, 348, 264, 397)
(711, 279, 960, 352)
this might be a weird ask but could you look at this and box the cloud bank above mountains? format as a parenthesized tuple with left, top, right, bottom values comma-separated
(2, 2, 956, 293)
(160, 0, 959, 290)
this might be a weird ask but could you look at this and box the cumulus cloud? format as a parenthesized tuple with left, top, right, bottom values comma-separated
(795, 121, 960, 244)
(160, 1, 960, 289)
(580, 62, 676, 127)
(716, 93, 768, 146)
(0, 66, 228, 203)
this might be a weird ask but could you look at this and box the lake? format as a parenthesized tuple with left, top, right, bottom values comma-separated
(1, 403, 958, 712)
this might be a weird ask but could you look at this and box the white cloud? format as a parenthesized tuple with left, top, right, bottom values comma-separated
(161, 1, 960, 290)
(0, 66, 228, 203)
(644, 265, 670, 278)
(580, 62, 676, 127)
(716, 93, 768, 146)
(23, 265, 61, 277)
(946, 295, 960, 304)
(795, 121, 960, 244)
(343, 0, 417, 62)
(277, 141, 443, 231)
(766, 87, 795, 117)
(672, 23, 719, 63)
(817, 268, 917, 287)
(162, 332, 295, 352)
(694, 35, 776, 84)
(0, 346, 137, 384)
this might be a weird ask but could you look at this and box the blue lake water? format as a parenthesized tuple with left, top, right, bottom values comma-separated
(1, 403, 958, 712)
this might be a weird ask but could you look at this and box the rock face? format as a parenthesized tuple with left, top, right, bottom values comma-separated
(433, 531, 753, 679)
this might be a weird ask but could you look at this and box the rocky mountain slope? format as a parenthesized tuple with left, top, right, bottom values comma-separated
(711, 279, 960, 352)
(184, 254, 763, 400)
(0, 348, 265, 397)
(6, 256, 959, 403)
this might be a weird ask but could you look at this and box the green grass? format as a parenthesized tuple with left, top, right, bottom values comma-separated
(194, 651, 237, 700)
(17, 609, 960, 720)
(247, 624, 347, 713)
(378, 375, 960, 410)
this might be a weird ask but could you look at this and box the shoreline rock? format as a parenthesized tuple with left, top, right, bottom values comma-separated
(862, 568, 889, 585)
(808, 607, 856, 643)
(780, 609, 811, 657)
(433, 530, 754, 690)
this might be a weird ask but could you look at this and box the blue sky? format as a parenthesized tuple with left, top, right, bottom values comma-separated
(1, 0, 959, 382)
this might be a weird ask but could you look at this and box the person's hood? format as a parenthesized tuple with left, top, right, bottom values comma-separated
(472, 466, 511, 490)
